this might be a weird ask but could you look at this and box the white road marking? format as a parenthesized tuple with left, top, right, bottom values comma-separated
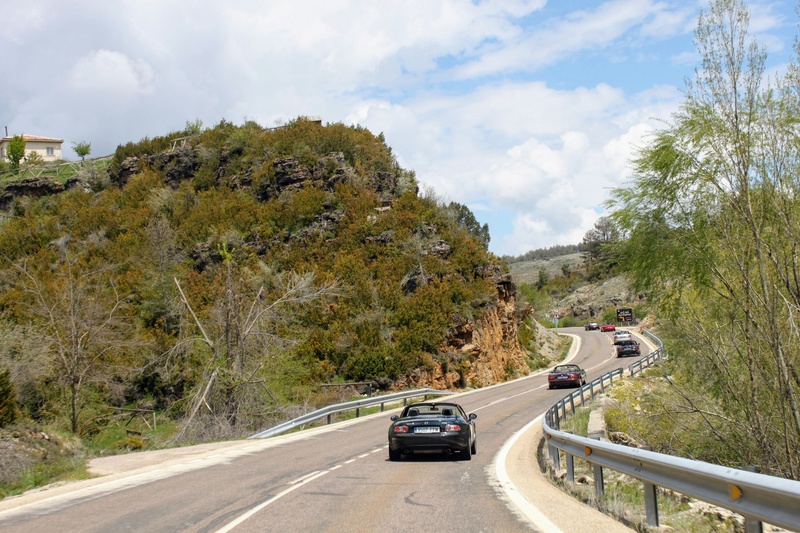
(289, 471, 322, 485)
(493, 414, 562, 533)
(214, 470, 330, 533)
(215, 445, 392, 531)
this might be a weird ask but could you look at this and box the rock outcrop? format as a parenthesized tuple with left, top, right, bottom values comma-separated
(393, 272, 543, 390)
(553, 275, 639, 319)
(0, 177, 81, 209)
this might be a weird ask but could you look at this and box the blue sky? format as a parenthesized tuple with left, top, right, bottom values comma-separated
(2, 1, 797, 256)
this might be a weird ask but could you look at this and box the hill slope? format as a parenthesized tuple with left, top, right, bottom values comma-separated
(0, 118, 547, 441)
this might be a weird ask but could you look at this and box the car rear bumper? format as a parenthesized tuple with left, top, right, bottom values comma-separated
(549, 379, 581, 387)
(389, 433, 471, 453)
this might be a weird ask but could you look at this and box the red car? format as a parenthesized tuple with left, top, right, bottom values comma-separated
(601, 323, 616, 332)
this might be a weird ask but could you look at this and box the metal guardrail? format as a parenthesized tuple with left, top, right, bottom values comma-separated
(542, 330, 800, 531)
(250, 388, 453, 439)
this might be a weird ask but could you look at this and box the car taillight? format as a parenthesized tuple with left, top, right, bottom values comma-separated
(444, 424, 461, 432)
(548, 375, 555, 380)
(569, 373, 578, 379)
(394, 425, 409, 433)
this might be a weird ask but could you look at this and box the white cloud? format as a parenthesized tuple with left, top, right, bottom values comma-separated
(1, 0, 796, 256)
(68, 50, 155, 95)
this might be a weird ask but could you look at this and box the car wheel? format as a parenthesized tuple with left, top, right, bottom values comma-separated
(471, 439, 477, 455)
(461, 444, 472, 461)
(389, 448, 402, 461)
(548, 384, 553, 389)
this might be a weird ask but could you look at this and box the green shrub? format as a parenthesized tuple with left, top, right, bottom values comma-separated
(114, 436, 145, 450)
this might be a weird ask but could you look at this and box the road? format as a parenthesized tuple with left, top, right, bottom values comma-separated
(0, 327, 647, 532)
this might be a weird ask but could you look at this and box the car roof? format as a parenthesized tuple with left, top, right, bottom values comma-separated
(405, 402, 461, 409)
(553, 364, 581, 371)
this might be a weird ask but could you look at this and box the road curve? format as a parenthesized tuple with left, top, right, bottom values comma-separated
(0, 327, 644, 532)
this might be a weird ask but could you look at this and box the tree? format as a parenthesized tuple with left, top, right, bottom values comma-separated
(581, 216, 620, 277)
(446, 202, 490, 250)
(184, 119, 203, 135)
(5, 135, 26, 169)
(536, 267, 548, 289)
(172, 255, 340, 439)
(24, 150, 43, 166)
(73, 141, 91, 161)
(608, 0, 800, 478)
(7, 244, 132, 434)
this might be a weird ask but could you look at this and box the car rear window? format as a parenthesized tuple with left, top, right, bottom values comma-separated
(406, 404, 460, 416)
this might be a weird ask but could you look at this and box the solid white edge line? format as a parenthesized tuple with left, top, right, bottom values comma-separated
(494, 414, 562, 533)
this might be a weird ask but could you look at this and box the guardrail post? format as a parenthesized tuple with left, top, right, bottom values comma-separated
(590, 381, 596, 400)
(566, 452, 575, 483)
(569, 393, 575, 414)
(550, 443, 560, 470)
(327, 414, 332, 424)
(641, 446, 659, 527)
(356, 408, 360, 418)
(380, 403, 385, 412)
(742, 466, 763, 533)
(593, 437, 604, 499)
(580, 386, 585, 405)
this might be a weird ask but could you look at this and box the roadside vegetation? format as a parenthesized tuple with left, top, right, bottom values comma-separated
(609, 0, 800, 480)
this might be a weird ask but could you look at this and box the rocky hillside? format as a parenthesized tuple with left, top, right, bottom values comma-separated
(508, 254, 640, 323)
(0, 118, 549, 441)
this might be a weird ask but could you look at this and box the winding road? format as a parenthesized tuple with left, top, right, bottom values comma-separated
(0, 327, 649, 532)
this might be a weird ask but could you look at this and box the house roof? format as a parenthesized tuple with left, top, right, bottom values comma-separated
(0, 134, 64, 143)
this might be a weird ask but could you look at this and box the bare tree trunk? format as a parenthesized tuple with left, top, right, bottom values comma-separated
(173, 368, 219, 442)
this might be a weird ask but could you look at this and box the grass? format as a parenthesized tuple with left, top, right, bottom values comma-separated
(0, 412, 184, 500)
(0, 455, 92, 500)
(0, 422, 93, 499)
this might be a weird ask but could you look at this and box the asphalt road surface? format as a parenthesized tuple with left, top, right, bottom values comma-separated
(0, 327, 648, 532)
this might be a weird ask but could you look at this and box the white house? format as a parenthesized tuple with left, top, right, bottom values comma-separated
(0, 133, 64, 163)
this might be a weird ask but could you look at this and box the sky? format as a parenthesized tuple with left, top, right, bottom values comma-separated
(2, 1, 798, 257)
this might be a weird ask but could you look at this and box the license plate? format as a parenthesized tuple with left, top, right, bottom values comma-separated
(558, 375, 569, 379)
(414, 426, 440, 434)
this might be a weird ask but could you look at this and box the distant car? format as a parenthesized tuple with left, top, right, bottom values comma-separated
(584, 322, 599, 331)
(601, 323, 616, 332)
(616, 339, 641, 357)
(548, 364, 587, 389)
(613, 331, 632, 343)
(388, 402, 477, 461)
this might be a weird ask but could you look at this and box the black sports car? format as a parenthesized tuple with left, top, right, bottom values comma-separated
(388, 402, 477, 461)
(547, 364, 587, 389)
